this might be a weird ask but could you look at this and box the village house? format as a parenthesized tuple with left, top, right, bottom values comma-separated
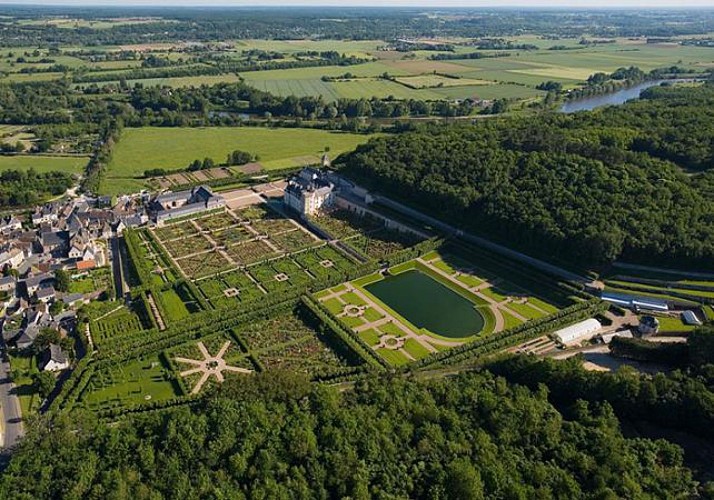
(0, 275, 17, 294)
(42, 344, 70, 371)
(31, 204, 60, 226)
(22, 273, 54, 297)
(35, 286, 56, 304)
(39, 230, 69, 256)
(0, 247, 25, 270)
(62, 293, 87, 309)
(0, 216, 22, 235)
(15, 323, 39, 350)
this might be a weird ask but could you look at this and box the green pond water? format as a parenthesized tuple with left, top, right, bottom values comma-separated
(365, 270, 485, 339)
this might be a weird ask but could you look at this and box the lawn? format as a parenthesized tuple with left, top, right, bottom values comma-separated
(102, 127, 376, 195)
(160, 289, 190, 320)
(0, 154, 89, 175)
(82, 356, 180, 410)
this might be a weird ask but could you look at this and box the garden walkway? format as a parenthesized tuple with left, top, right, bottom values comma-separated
(175, 341, 253, 394)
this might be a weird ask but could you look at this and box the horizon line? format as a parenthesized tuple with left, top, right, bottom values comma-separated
(1, 2, 714, 9)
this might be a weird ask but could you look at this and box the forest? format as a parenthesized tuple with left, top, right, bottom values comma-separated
(337, 84, 714, 269)
(0, 169, 75, 207)
(0, 369, 699, 499)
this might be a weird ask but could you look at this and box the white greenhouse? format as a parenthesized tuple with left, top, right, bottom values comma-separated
(553, 318, 602, 345)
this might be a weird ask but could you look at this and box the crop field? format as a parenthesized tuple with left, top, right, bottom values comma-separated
(241, 63, 543, 101)
(0, 154, 89, 174)
(235, 36, 714, 102)
(102, 127, 376, 195)
(79, 73, 244, 89)
(394, 74, 492, 88)
(236, 39, 383, 58)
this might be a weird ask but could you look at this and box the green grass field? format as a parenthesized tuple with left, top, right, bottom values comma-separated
(237, 37, 714, 102)
(78, 73, 243, 89)
(102, 126, 377, 195)
(0, 154, 88, 175)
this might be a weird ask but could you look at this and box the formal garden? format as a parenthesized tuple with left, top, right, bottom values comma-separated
(314, 246, 574, 367)
(66, 197, 592, 416)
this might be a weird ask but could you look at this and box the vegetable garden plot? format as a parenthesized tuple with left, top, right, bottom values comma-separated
(210, 226, 252, 247)
(235, 204, 272, 222)
(221, 271, 265, 302)
(225, 239, 277, 266)
(176, 251, 232, 279)
(154, 221, 199, 242)
(345, 228, 423, 260)
(270, 229, 318, 253)
(195, 212, 239, 232)
(310, 209, 384, 240)
(165, 234, 213, 259)
(251, 217, 297, 236)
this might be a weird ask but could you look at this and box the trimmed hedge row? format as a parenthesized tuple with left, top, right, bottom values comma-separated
(301, 295, 388, 372)
(409, 298, 608, 370)
(382, 237, 444, 268)
(124, 229, 153, 288)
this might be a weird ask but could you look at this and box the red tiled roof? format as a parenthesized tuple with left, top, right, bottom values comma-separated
(76, 260, 96, 270)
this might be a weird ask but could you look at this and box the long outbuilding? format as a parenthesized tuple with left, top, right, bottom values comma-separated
(552, 318, 602, 345)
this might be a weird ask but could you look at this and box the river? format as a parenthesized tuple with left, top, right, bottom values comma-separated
(560, 80, 671, 113)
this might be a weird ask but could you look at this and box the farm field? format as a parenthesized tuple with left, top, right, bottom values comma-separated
(0, 154, 89, 174)
(102, 127, 376, 195)
(234, 36, 714, 102)
(77, 73, 243, 89)
(236, 39, 384, 58)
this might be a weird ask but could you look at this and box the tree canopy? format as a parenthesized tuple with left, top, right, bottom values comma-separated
(0, 370, 696, 499)
(338, 84, 714, 269)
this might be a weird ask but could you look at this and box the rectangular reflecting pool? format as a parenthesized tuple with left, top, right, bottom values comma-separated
(364, 270, 485, 339)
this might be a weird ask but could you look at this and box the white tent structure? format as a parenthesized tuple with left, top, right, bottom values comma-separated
(552, 319, 602, 345)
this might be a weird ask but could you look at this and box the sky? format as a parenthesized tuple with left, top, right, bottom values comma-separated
(0, 0, 713, 7)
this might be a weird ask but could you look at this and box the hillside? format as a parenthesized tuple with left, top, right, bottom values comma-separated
(337, 84, 714, 269)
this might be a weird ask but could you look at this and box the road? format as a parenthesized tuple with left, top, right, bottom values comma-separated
(0, 355, 24, 450)
(110, 236, 128, 301)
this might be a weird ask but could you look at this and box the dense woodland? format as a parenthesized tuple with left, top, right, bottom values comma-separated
(338, 84, 714, 269)
(0, 369, 700, 499)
